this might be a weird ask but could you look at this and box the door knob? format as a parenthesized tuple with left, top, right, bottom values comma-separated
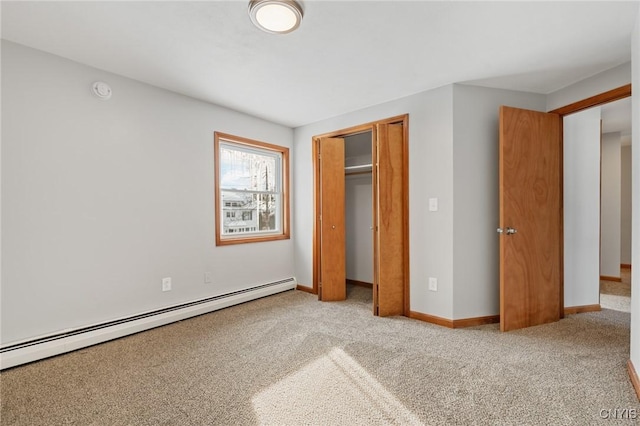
(497, 227, 517, 235)
(332, 225, 336, 229)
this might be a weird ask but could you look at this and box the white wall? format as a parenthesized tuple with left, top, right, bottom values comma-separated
(293, 85, 455, 318)
(601, 132, 622, 278)
(563, 107, 602, 308)
(345, 174, 373, 283)
(451, 84, 546, 319)
(621, 145, 632, 265)
(546, 62, 631, 112)
(293, 83, 548, 321)
(1, 41, 294, 344)
(630, 5, 640, 371)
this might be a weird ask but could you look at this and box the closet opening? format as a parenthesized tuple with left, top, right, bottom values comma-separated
(312, 114, 409, 317)
(344, 131, 374, 304)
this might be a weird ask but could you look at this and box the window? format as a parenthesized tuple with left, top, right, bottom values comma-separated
(214, 132, 289, 245)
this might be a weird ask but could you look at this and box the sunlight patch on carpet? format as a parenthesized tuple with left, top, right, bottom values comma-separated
(252, 348, 421, 425)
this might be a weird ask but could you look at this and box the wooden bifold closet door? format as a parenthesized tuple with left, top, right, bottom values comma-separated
(374, 123, 404, 316)
(315, 116, 407, 317)
(318, 137, 346, 301)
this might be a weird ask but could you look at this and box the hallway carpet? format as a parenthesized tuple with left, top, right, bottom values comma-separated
(601, 267, 632, 313)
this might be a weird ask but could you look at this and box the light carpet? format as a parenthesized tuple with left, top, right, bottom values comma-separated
(601, 268, 632, 313)
(1, 285, 638, 425)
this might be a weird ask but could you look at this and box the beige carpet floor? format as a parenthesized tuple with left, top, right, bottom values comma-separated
(1, 285, 638, 425)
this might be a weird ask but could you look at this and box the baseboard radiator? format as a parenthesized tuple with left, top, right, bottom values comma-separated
(0, 278, 297, 370)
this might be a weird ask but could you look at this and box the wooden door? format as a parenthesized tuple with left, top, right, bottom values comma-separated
(499, 106, 561, 331)
(318, 137, 346, 301)
(375, 123, 405, 316)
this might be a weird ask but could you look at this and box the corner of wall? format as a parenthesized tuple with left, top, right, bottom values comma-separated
(629, 5, 640, 370)
(546, 62, 632, 112)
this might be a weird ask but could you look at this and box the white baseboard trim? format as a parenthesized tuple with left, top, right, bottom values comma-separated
(0, 278, 297, 370)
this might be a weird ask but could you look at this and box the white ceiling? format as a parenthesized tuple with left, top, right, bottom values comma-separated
(2, 1, 638, 128)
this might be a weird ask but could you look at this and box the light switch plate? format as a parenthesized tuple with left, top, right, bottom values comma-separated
(428, 198, 438, 212)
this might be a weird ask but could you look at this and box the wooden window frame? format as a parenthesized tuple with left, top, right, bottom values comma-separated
(214, 132, 290, 246)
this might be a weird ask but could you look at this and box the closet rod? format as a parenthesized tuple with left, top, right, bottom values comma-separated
(344, 164, 373, 171)
(346, 170, 372, 176)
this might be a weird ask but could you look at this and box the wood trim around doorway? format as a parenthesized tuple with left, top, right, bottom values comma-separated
(550, 84, 631, 116)
(553, 84, 632, 321)
(312, 114, 410, 315)
(312, 114, 408, 140)
(552, 83, 633, 400)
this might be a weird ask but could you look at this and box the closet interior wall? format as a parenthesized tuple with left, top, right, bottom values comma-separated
(344, 132, 374, 287)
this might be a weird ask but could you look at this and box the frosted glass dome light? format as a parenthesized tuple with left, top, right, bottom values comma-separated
(249, 0, 303, 34)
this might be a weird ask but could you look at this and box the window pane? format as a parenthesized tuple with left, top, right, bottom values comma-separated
(221, 191, 255, 236)
(220, 191, 281, 236)
(257, 193, 280, 232)
(220, 145, 278, 191)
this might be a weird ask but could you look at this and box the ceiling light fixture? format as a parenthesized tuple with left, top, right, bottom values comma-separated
(249, 0, 303, 34)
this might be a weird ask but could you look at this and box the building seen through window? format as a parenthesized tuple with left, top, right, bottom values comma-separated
(214, 132, 289, 245)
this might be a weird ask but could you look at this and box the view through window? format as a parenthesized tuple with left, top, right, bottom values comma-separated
(214, 132, 289, 245)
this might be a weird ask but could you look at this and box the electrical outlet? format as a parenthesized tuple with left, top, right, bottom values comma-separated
(162, 277, 172, 292)
(428, 277, 437, 292)
(204, 272, 212, 284)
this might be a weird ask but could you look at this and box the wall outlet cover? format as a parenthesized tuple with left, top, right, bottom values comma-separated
(162, 277, 172, 292)
(428, 277, 437, 291)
